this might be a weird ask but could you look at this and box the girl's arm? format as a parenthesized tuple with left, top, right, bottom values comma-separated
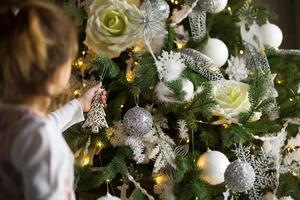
(47, 84, 106, 132)
(47, 99, 84, 132)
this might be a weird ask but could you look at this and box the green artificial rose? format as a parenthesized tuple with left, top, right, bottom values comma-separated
(84, 0, 141, 58)
(101, 10, 127, 36)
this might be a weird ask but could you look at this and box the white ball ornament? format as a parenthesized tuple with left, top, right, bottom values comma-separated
(202, 38, 229, 68)
(181, 78, 194, 101)
(97, 193, 121, 200)
(196, 149, 230, 185)
(201, 0, 228, 14)
(259, 22, 283, 49)
(263, 192, 278, 200)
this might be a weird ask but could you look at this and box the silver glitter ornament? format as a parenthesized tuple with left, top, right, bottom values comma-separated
(200, 0, 228, 14)
(148, 0, 170, 20)
(224, 160, 255, 193)
(123, 106, 153, 136)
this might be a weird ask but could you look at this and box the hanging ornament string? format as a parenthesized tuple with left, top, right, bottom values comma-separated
(127, 173, 155, 200)
(191, 130, 195, 160)
(134, 93, 140, 106)
(99, 60, 109, 82)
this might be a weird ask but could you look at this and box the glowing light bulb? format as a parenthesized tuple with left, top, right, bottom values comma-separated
(154, 175, 167, 185)
(277, 80, 283, 84)
(223, 124, 229, 129)
(126, 70, 135, 83)
(83, 156, 90, 166)
(74, 90, 81, 97)
(96, 140, 104, 148)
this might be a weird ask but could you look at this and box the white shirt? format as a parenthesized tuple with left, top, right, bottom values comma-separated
(0, 99, 84, 200)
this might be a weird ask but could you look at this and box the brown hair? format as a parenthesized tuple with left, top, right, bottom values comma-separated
(0, 0, 78, 102)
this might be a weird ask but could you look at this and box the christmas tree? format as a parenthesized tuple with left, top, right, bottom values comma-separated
(60, 0, 300, 199)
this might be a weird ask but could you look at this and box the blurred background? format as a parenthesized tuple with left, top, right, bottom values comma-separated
(256, 0, 300, 48)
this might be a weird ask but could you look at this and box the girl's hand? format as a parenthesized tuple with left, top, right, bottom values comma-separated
(77, 83, 107, 112)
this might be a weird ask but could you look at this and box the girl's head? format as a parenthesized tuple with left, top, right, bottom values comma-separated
(0, 0, 77, 103)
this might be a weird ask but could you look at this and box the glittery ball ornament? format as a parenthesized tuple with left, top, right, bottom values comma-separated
(200, 0, 228, 14)
(123, 106, 153, 136)
(197, 150, 230, 185)
(148, 0, 170, 20)
(97, 193, 121, 200)
(224, 160, 255, 192)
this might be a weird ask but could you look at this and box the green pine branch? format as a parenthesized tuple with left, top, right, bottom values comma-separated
(239, 71, 273, 124)
(174, 154, 211, 200)
(222, 124, 252, 147)
(163, 19, 176, 52)
(63, 1, 86, 26)
(93, 54, 120, 78)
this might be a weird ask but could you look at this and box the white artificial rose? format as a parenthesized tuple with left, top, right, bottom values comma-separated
(211, 80, 261, 124)
(84, 0, 141, 58)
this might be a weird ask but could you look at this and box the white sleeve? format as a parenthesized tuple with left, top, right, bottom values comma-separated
(10, 121, 69, 200)
(47, 99, 85, 132)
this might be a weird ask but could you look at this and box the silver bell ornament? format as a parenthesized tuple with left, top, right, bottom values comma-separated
(123, 106, 153, 136)
(224, 160, 255, 193)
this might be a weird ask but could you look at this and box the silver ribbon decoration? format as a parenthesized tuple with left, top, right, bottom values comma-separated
(181, 48, 224, 80)
(188, 5, 207, 40)
(274, 49, 300, 56)
(170, 0, 207, 40)
(243, 40, 279, 120)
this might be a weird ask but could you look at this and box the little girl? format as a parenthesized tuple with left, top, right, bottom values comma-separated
(0, 1, 106, 199)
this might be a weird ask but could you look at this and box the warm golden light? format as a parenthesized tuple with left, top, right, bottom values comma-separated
(132, 43, 144, 53)
(74, 89, 81, 97)
(154, 175, 168, 185)
(149, 86, 154, 90)
(176, 41, 186, 49)
(227, 7, 231, 12)
(96, 140, 104, 148)
(105, 128, 114, 138)
(126, 70, 136, 83)
(74, 57, 84, 67)
(277, 80, 283, 84)
(239, 50, 244, 55)
(83, 156, 90, 166)
(223, 124, 229, 129)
